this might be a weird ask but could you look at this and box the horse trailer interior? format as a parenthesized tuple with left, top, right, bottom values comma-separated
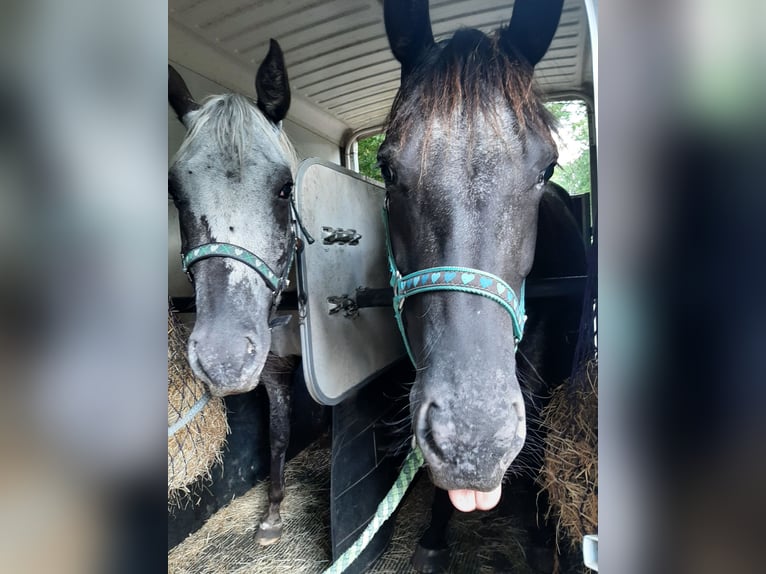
(168, 1, 597, 573)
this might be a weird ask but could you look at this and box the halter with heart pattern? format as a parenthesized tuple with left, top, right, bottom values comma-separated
(181, 197, 314, 316)
(383, 201, 527, 366)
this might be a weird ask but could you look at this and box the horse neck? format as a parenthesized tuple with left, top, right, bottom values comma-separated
(528, 186, 586, 279)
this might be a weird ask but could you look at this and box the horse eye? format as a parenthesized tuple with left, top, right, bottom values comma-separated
(379, 163, 396, 185)
(278, 182, 293, 199)
(538, 162, 556, 184)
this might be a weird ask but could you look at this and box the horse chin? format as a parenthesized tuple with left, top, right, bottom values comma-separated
(206, 378, 261, 398)
(426, 461, 507, 494)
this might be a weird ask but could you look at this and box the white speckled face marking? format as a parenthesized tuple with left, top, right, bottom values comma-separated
(174, 98, 295, 290)
(169, 47, 297, 396)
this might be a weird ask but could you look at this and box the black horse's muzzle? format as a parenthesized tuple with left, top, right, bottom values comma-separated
(412, 367, 527, 491)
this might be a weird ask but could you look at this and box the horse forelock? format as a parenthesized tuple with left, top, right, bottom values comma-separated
(386, 27, 556, 162)
(173, 93, 297, 176)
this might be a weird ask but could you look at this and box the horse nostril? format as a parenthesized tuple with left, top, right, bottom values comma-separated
(418, 401, 447, 462)
(245, 336, 256, 355)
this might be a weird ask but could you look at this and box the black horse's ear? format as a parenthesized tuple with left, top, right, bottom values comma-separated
(168, 64, 199, 126)
(256, 39, 291, 124)
(500, 0, 564, 68)
(384, 0, 435, 76)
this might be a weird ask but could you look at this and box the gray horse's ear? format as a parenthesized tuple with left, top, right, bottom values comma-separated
(500, 0, 564, 68)
(168, 64, 199, 126)
(256, 39, 291, 124)
(384, 0, 435, 76)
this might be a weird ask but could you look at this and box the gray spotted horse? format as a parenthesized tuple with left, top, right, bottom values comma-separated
(168, 39, 308, 545)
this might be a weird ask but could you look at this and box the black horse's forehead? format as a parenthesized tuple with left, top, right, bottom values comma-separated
(383, 111, 556, 194)
(384, 27, 555, 166)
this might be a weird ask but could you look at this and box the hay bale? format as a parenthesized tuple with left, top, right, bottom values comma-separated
(168, 308, 228, 508)
(539, 359, 598, 551)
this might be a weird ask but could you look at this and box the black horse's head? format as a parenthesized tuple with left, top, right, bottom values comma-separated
(168, 40, 295, 397)
(380, 0, 563, 510)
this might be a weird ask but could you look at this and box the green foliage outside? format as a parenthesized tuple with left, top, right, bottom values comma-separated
(545, 100, 592, 196)
(355, 100, 591, 195)
(357, 133, 386, 182)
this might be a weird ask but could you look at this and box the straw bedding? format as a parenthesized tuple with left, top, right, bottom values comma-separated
(539, 359, 598, 552)
(168, 440, 535, 574)
(168, 308, 229, 508)
(166, 342, 596, 572)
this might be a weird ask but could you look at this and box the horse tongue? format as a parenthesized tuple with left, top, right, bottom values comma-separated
(448, 486, 502, 512)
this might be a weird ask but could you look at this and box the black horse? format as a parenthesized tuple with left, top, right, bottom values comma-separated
(380, 0, 586, 569)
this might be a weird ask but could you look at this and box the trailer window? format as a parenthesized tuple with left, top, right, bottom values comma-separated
(354, 99, 593, 198)
(356, 133, 385, 183)
(545, 99, 592, 197)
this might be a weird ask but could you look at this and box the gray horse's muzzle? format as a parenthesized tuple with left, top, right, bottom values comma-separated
(187, 327, 268, 396)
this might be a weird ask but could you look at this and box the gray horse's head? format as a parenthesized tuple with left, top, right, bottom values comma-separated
(169, 40, 295, 397)
(381, 0, 563, 510)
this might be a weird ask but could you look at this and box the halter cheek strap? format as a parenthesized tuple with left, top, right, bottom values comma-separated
(383, 205, 527, 366)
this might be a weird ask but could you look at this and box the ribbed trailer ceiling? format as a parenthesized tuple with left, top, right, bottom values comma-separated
(169, 0, 592, 140)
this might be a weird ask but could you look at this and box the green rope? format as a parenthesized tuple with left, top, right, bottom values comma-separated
(322, 446, 425, 574)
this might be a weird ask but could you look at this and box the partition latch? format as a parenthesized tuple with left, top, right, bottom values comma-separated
(327, 295, 359, 318)
(322, 227, 362, 246)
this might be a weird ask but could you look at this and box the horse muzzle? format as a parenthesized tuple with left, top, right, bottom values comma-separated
(412, 377, 527, 501)
(187, 331, 267, 396)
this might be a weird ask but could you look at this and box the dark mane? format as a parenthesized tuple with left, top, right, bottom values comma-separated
(387, 27, 555, 156)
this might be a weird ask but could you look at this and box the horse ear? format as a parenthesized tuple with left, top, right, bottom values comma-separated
(169, 65, 199, 126)
(256, 39, 291, 124)
(384, 0, 435, 76)
(500, 0, 564, 68)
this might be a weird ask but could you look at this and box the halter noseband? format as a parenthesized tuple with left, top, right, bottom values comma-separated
(181, 197, 314, 315)
(383, 200, 526, 365)
(183, 237, 294, 293)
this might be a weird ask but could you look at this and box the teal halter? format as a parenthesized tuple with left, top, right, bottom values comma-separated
(181, 196, 314, 309)
(383, 202, 526, 365)
(183, 240, 291, 294)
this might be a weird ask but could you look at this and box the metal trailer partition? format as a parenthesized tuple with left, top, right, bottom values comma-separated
(292, 159, 410, 571)
(294, 159, 405, 405)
